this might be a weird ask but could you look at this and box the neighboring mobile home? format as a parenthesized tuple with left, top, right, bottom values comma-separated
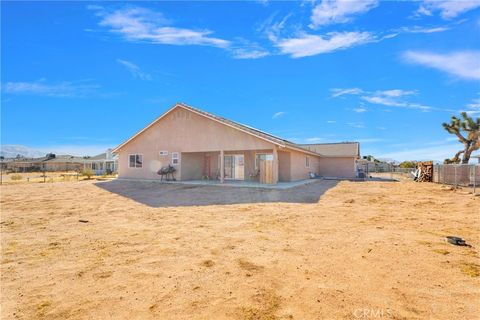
(113, 103, 360, 183)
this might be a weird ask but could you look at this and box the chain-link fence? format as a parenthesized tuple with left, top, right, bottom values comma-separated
(433, 164, 479, 193)
(358, 163, 479, 194)
(357, 164, 416, 180)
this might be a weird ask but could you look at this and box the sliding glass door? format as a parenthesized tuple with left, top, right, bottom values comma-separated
(222, 154, 245, 180)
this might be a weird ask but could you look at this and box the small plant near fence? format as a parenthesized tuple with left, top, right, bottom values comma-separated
(10, 174, 23, 181)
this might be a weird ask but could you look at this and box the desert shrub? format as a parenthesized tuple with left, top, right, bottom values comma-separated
(10, 174, 22, 181)
(399, 161, 417, 168)
(81, 169, 94, 179)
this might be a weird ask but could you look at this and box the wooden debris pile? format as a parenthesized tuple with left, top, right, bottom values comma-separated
(414, 161, 433, 182)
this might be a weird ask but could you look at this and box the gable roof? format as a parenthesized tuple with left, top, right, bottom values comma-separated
(43, 155, 86, 163)
(298, 142, 360, 158)
(113, 102, 323, 157)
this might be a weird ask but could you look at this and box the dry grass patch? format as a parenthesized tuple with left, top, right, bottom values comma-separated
(460, 263, 480, 277)
(240, 289, 283, 320)
(432, 249, 450, 255)
(201, 260, 215, 268)
(238, 258, 264, 272)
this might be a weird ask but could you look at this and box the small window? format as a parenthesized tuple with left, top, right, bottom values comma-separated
(92, 163, 97, 170)
(172, 152, 180, 165)
(129, 154, 143, 168)
(305, 156, 310, 168)
(159, 150, 168, 156)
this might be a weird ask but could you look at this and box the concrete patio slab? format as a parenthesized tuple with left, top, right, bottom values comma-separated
(117, 178, 321, 189)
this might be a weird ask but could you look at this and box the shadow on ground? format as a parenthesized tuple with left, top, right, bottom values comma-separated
(94, 179, 340, 207)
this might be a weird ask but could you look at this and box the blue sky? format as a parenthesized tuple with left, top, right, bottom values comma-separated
(1, 1, 479, 161)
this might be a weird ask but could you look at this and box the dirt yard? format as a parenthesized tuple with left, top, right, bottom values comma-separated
(1, 180, 479, 319)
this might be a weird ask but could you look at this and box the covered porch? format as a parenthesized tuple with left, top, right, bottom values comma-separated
(180, 147, 287, 184)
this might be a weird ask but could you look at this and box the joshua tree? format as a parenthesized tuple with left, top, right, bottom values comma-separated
(442, 112, 480, 164)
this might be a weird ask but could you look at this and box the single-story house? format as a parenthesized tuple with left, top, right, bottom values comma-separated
(299, 142, 360, 178)
(113, 103, 361, 183)
(4, 154, 86, 172)
(43, 155, 87, 172)
(83, 149, 118, 175)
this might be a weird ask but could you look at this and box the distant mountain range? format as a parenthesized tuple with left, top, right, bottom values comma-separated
(0, 145, 47, 158)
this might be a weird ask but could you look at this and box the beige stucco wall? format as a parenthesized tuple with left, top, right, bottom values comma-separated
(278, 151, 291, 182)
(318, 157, 356, 178)
(117, 107, 276, 180)
(180, 152, 204, 180)
(289, 149, 321, 181)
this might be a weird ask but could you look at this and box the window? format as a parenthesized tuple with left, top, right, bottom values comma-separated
(159, 151, 168, 156)
(129, 154, 143, 168)
(92, 163, 97, 170)
(305, 156, 310, 168)
(172, 152, 180, 165)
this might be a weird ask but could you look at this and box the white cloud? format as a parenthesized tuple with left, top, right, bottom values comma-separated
(466, 98, 480, 109)
(116, 59, 152, 80)
(330, 87, 363, 97)
(275, 31, 373, 58)
(90, 6, 230, 48)
(400, 25, 450, 33)
(272, 111, 286, 119)
(330, 87, 431, 111)
(347, 122, 365, 128)
(305, 137, 324, 143)
(310, 0, 378, 28)
(416, 0, 480, 19)
(353, 107, 367, 113)
(231, 48, 269, 59)
(3, 80, 99, 97)
(403, 50, 480, 80)
(230, 39, 270, 59)
(361, 95, 431, 111)
(326, 120, 336, 123)
(376, 89, 417, 97)
(464, 97, 480, 115)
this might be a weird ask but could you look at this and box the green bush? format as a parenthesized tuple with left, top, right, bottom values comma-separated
(10, 174, 23, 181)
(81, 169, 94, 179)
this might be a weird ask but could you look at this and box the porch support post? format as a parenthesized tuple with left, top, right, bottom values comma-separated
(220, 150, 225, 183)
(273, 145, 279, 184)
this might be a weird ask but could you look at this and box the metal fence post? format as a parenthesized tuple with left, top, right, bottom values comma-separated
(454, 165, 457, 188)
(472, 165, 476, 195)
(442, 165, 445, 185)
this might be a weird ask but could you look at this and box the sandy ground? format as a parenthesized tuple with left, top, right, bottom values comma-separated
(1, 180, 479, 319)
